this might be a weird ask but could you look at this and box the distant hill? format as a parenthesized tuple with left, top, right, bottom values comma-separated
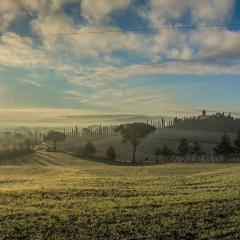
(171, 111, 240, 133)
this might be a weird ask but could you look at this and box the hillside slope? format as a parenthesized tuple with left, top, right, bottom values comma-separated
(59, 128, 238, 162)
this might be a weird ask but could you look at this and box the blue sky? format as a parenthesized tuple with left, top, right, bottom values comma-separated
(0, 0, 240, 123)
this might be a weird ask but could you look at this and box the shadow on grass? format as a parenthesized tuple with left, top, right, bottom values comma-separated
(61, 151, 152, 166)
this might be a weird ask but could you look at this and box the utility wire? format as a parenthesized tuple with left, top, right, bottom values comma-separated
(3, 23, 240, 38)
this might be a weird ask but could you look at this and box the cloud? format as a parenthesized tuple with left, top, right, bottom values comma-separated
(65, 113, 152, 120)
(69, 61, 240, 90)
(0, 0, 239, 116)
(142, 0, 234, 27)
(81, 0, 131, 23)
(1, 1, 239, 78)
(31, 13, 75, 52)
(31, 13, 149, 55)
(191, 28, 240, 60)
(65, 85, 174, 113)
(138, 0, 236, 62)
(0, 107, 99, 126)
(123, 61, 240, 75)
(0, 32, 47, 68)
(22, 79, 42, 87)
(190, 0, 234, 23)
(0, 0, 73, 29)
(14, 0, 239, 69)
(0, 32, 77, 74)
(0, 1, 21, 31)
(0, 0, 47, 31)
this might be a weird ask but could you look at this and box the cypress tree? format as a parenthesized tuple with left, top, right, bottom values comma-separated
(214, 133, 233, 161)
(234, 128, 240, 154)
(177, 138, 189, 155)
(160, 144, 172, 161)
(191, 141, 201, 154)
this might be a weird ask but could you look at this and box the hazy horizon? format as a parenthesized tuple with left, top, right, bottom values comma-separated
(1, 108, 240, 129)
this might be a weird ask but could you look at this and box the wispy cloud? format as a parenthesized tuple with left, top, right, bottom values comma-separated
(69, 61, 240, 88)
(22, 79, 42, 87)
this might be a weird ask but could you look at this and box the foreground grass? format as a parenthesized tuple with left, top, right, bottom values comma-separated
(0, 151, 239, 239)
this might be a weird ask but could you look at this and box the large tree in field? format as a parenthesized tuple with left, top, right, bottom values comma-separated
(116, 123, 156, 163)
(214, 133, 233, 161)
(44, 131, 66, 151)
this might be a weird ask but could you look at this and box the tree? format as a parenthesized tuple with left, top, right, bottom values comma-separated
(83, 142, 96, 156)
(234, 128, 240, 154)
(106, 145, 116, 160)
(154, 145, 172, 163)
(214, 133, 233, 161)
(177, 138, 189, 155)
(116, 123, 156, 163)
(191, 141, 201, 154)
(15, 133, 24, 142)
(44, 131, 66, 151)
(160, 144, 172, 158)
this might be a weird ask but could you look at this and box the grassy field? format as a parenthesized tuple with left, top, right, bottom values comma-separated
(0, 151, 240, 239)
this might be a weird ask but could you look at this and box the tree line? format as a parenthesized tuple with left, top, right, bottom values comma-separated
(68, 125, 240, 163)
(2, 122, 240, 163)
(0, 138, 35, 160)
(153, 133, 237, 162)
(42, 123, 240, 163)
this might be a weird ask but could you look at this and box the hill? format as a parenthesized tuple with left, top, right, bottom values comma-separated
(0, 151, 239, 239)
(172, 111, 240, 132)
(60, 128, 237, 162)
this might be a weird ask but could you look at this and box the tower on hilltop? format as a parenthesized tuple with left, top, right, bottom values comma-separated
(202, 110, 206, 117)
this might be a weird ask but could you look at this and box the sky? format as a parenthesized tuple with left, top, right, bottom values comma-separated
(0, 0, 240, 125)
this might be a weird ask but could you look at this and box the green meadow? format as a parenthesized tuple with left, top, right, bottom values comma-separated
(0, 151, 239, 239)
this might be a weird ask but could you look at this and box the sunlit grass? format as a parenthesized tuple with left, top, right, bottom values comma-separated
(0, 151, 239, 239)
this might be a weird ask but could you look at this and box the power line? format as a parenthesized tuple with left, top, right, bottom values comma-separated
(3, 23, 240, 39)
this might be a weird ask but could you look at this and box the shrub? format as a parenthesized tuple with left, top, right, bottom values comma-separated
(83, 142, 96, 156)
(106, 145, 116, 160)
(161, 144, 172, 157)
(191, 141, 201, 154)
